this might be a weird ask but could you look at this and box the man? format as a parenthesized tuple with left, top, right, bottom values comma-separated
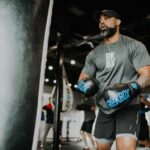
(78, 9, 150, 150)
(76, 96, 97, 150)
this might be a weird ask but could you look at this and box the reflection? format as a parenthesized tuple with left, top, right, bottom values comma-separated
(37, 84, 99, 150)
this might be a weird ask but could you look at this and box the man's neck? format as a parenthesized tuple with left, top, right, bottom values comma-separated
(105, 32, 120, 44)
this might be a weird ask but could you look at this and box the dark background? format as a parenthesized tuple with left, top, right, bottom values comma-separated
(45, 0, 150, 87)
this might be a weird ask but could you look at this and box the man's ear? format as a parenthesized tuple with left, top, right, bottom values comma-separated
(116, 19, 121, 25)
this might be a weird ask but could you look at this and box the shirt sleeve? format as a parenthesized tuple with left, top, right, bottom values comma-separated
(82, 51, 96, 76)
(130, 41, 150, 70)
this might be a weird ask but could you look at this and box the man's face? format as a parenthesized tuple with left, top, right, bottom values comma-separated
(99, 15, 118, 31)
(98, 15, 119, 38)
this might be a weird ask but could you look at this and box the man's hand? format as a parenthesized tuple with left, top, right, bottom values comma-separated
(77, 77, 99, 97)
(103, 81, 141, 109)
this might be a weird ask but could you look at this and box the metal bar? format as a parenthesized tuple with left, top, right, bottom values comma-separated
(53, 32, 63, 150)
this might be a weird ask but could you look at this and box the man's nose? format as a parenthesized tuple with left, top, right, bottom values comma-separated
(99, 22, 105, 27)
(99, 17, 104, 23)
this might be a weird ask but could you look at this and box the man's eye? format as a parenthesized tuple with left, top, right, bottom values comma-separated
(104, 17, 109, 20)
(104, 16, 111, 20)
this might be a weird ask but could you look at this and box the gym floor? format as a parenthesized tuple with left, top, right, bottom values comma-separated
(37, 140, 148, 150)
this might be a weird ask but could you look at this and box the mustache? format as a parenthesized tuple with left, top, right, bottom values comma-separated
(100, 24, 109, 30)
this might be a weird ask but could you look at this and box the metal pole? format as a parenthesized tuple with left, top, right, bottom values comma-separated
(53, 32, 63, 150)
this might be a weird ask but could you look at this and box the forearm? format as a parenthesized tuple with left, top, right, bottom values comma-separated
(78, 72, 90, 81)
(136, 76, 150, 90)
(136, 66, 150, 92)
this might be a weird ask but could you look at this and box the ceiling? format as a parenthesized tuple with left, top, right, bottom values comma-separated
(44, 0, 150, 89)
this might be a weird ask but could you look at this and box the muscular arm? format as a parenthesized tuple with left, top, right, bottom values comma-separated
(78, 72, 90, 81)
(136, 66, 150, 93)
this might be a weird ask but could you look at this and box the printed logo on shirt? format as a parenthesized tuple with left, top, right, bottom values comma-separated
(106, 52, 115, 68)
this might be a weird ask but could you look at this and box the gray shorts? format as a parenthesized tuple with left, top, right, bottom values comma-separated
(81, 119, 95, 134)
(94, 105, 141, 144)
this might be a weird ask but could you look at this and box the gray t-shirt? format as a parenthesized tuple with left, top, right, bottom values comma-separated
(82, 35, 150, 106)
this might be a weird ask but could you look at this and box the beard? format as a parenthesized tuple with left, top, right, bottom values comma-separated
(100, 26, 117, 38)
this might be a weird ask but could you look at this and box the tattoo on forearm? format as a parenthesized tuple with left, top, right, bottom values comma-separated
(136, 76, 150, 89)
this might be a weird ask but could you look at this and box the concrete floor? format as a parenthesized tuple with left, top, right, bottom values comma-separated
(37, 140, 148, 150)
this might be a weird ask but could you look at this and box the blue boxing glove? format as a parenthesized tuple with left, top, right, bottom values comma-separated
(103, 81, 141, 109)
(77, 77, 99, 98)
